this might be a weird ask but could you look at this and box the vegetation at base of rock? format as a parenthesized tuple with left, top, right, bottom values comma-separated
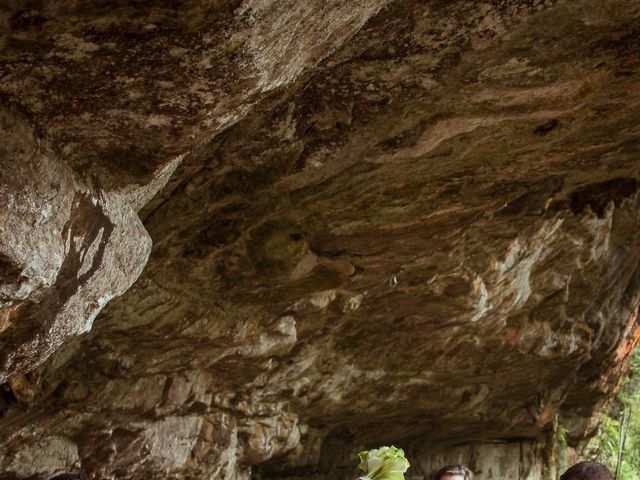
(587, 347, 640, 479)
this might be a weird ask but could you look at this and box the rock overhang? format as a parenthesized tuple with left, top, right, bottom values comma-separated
(1, 0, 640, 478)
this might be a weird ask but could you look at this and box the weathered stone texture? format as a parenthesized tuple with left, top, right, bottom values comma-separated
(1, 0, 640, 478)
(0, 104, 180, 384)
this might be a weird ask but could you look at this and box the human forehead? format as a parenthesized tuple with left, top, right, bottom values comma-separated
(441, 475, 466, 480)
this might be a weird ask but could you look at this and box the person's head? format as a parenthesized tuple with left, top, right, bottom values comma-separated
(50, 474, 86, 480)
(433, 464, 474, 480)
(560, 461, 613, 480)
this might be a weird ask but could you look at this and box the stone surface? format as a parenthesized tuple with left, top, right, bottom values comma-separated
(1, 0, 640, 479)
(0, 103, 180, 384)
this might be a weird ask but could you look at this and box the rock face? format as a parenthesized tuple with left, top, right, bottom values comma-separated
(1, 0, 640, 478)
(0, 104, 181, 385)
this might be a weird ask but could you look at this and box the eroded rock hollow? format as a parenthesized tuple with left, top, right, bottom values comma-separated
(1, 0, 640, 478)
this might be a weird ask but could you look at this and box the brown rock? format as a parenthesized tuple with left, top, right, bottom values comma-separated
(1, 0, 640, 479)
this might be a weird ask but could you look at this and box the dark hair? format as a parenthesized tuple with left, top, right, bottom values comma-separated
(434, 464, 474, 480)
(560, 461, 613, 480)
(50, 474, 86, 480)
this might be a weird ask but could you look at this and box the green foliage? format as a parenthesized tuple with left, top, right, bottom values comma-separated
(557, 422, 570, 474)
(558, 423, 569, 449)
(586, 348, 640, 479)
(357, 446, 410, 480)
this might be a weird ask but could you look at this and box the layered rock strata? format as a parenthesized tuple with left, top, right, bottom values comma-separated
(1, 0, 640, 478)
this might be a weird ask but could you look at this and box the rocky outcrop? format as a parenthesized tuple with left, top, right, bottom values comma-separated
(0, 104, 181, 386)
(1, 0, 640, 478)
